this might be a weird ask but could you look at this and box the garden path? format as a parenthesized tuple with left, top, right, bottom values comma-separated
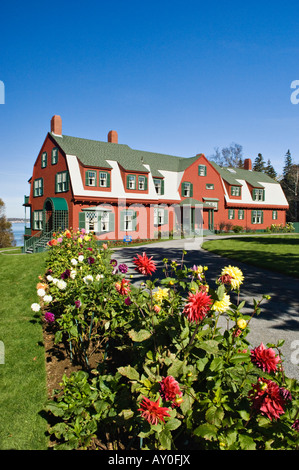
(113, 235, 299, 380)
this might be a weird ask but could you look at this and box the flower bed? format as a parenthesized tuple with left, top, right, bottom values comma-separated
(31, 229, 299, 450)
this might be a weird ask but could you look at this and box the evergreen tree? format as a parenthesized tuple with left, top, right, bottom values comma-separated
(265, 159, 277, 180)
(0, 199, 14, 248)
(253, 153, 265, 172)
(283, 150, 293, 178)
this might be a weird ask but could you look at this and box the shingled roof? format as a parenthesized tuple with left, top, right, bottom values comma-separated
(50, 132, 200, 176)
(210, 162, 279, 188)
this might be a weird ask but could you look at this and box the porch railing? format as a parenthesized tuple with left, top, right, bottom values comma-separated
(23, 229, 54, 254)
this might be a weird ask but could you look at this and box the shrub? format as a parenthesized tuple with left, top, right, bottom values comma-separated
(31, 229, 299, 450)
(232, 225, 243, 233)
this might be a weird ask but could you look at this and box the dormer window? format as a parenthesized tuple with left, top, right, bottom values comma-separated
(138, 176, 148, 191)
(99, 172, 110, 188)
(154, 178, 164, 195)
(253, 189, 265, 201)
(85, 171, 96, 186)
(127, 175, 136, 190)
(231, 186, 241, 196)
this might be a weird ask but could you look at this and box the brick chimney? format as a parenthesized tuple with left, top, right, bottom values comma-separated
(244, 158, 252, 171)
(108, 130, 118, 144)
(51, 115, 62, 135)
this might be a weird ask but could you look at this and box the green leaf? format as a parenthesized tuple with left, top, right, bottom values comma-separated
(167, 359, 184, 378)
(238, 433, 256, 450)
(117, 365, 140, 381)
(205, 406, 224, 427)
(158, 429, 172, 449)
(164, 418, 181, 432)
(197, 340, 219, 355)
(129, 329, 151, 342)
(194, 423, 218, 441)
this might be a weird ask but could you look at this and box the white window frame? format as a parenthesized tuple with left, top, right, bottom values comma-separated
(99, 211, 109, 232)
(231, 186, 241, 196)
(228, 209, 235, 220)
(86, 171, 96, 186)
(124, 210, 134, 231)
(56, 172, 68, 193)
(272, 210, 278, 220)
(184, 182, 191, 197)
(154, 208, 165, 226)
(198, 165, 207, 176)
(99, 172, 108, 187)
(252, 210, 263, 224)
(85, 211, 98, 233)
(33, 211, 43, 230)
(33, 178, 43, 197)
(154, 179, 162, 195)
(138, 176, 145, 190)
(238, 209, 245, 220)
(128, 175, 136, 190)
(253, 189, 264, 201)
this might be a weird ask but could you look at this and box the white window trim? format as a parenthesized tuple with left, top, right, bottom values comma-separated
(99, 172, 107, 188)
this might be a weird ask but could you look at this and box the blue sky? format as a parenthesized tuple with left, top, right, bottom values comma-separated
(1, 0, 299, 217)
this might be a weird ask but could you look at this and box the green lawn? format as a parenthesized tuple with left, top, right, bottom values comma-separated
(0, 250, 48, 449)
(202, 234, 299, 278)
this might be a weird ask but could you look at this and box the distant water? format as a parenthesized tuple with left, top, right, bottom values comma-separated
(11, 222, 25, 247)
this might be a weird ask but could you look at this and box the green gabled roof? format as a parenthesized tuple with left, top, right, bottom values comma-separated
(210, 162, 278, 188)
(50, 133, 201, 174)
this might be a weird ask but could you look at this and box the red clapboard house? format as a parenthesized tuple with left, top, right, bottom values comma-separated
(23, 115, 289, 252)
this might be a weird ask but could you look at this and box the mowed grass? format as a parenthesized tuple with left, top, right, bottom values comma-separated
(202, 234, 299, 278)
(0, 249, 48, 449)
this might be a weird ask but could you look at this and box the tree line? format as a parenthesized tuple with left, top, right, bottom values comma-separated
(210, 143, 299, 222)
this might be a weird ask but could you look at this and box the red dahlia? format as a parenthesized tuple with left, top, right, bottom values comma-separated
(182, 290, 212, 323)
(133, 252, 157, 276)
(160, 376, 183, 407)
(138, 397, 170, 425)
(250, 343, 281, 373)
(115, 278, 131, 296)
(248, 378, 286, 421)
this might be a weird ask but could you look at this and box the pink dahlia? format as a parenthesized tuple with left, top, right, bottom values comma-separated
(182, 290, 212, 323)
(160, 376, 183, 407)
(248, 378, 286, 421)
(133, 252, 157, 276)
(250, 343, 281, 373)
(138, 397, 170, 425)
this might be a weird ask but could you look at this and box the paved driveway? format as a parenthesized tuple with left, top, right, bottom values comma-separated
(113, 236, 299, 380)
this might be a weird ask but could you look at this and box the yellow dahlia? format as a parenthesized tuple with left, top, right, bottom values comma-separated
(212, 293, 231, 313)
(153, 287, 169, 304)
(221, 265, 244, 290)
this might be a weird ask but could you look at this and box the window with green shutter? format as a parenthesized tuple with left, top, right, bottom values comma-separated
(85, 171, 97, 186)
(198, 165, 207, 176)
(154, 178, 164, 195)
(228, 209, 235, 220)
(272, 210, 278, 220)
(231, 186, 241, 196)
(238, 209, 245, 220)
(99, 171, 110, 188)
(138, 175, 148, 191)
(120, 210, 137, 231)
(252, 189, 265, 201)
(33, 178, 43, 197)
(126, 175, 136, 190)
(51, 147, 58, 165)
(79, 212, 86, 230)
(55, 171, 69, 193)
(41, 152, 47, 168)
(182, 182, 193, 197)
(251, 210, 263, 224)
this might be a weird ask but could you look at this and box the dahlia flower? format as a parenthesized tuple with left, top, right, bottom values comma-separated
(71, 258, 78, 266)
(56, 280, 67, 290)
(119, 263, 128, 274)
(211, 293, 231, 314)
(138, 397, 170, 425)
(182, 290, 212, 323)
(250, 343, 281, 373)
(37, 288, 46, 297)
(248, 378, 286, 421)
(160, 376, 183, 407)
(78, 255, 84, 262)
(133, 252, 157, 276)
(153, 287, 169, 304)
(45, 312, 55, 323)
(43, 295, 53, 303)
(83, 275, 94, 285)
(31, 303, 41, 312)
(292, 420, 299, 432)
(220, 266, 244, 290)
(115, 278, 131, 296)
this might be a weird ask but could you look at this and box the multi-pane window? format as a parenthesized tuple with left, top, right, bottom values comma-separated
(124, 210, 134, 231)
(33, 211, 43, 230)
(41, 152, 47, 168)
(253, 189, 265, 201)
(154, 179, 164, 195)
(33, 178, 43, 197)
(206, 184, 214, 190)
(238, 209, 245, 220)
(51, 147, 58, 165)
(183, 182, 191, 197)
(198, 165, 207, 176)
(252, 210, 263, 224)
(154, 208, 165, 226)
(56, 171, 69, 193)
(228, 209, 235, 220)
(85, 171, 97, 186)
(231, 186, 241, 196)
(99, 172, 108, 187)
(99, 211, 109, 232)
(127, 175, 136, 190)
(272, 210, 278, 220)
(138, 176, 146, 190)
(85, 211, 97, 232)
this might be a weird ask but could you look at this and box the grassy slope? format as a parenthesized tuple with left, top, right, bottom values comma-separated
(202, 235, 299, 278)
(0, 250, 48, 450)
